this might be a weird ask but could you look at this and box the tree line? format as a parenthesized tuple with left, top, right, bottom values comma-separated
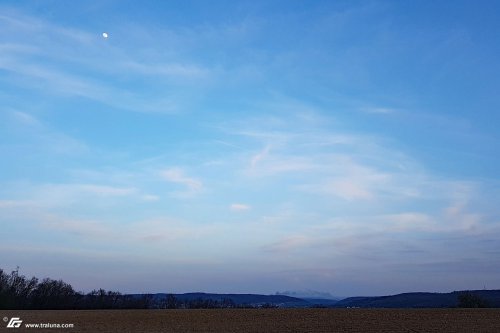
(6, 267, 488, 309)
(0, 268, 276, 310)
(0, 268, 154, 309)
(457, 291, 491, 308)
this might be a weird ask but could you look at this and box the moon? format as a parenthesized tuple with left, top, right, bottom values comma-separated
(102, 32, 108, 39)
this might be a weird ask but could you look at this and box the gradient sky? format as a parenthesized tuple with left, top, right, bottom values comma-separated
(1, 0, 500, 297)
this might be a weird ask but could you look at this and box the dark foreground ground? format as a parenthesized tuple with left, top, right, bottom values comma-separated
(1, 309, 500, 333)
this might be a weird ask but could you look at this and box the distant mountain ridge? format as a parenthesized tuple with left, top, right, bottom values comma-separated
(276, 290, 339, 300)
(171, 292, 309, 307)
(334, 290, 500, 308)
(130, 292, 313, 308)
(132, 290, 500, 308)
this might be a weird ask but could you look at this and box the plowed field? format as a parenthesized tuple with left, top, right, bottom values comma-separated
(2, 309, 500, 333)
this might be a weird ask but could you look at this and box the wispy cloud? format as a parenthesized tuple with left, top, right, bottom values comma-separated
(5, 110, 89, 155)
(250, 145, 271, 168)
(262, 235, 313, 253)
(11, 110, 40, 126)
(72, 184, 137, 196)
(41, 216, 112, 238)
(0, 8, 215, 114)
(0, 200, 36, 208)
(297, 159, 391, 201)
(128, 218, 211, 243)
(141, 194, 160, 202)
(160, 168, 203, 196)
(120, 61, 211, 80)
(326, 179, 374, 200)
(360, 106, 397, 114)
(0, 57, 180, 113)
(383, 212, 434, 232)
(0, 182, 145, 210)
(230, 203, 251, 212)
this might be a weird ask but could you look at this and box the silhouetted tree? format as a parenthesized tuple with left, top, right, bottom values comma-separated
(0, 267, 146, 310)
(457, 292, 491, 308)
(0, 268, 39, 309)
(164, 294, 181, 309)
(84, 289, 134, 309)
(185, 298, 222, 309)
(0, 267, 280, 310)
(259, 302, 278, 308)
(137, 293, 154, 309)
(221, 298, 236, 308)
(31, 278, 79, 309)
(0, 268, 16, 309)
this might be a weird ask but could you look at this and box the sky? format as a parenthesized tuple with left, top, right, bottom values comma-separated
(1, 0, 500, 297)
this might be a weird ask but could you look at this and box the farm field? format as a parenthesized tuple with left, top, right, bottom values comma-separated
(1, 309, 500, 333)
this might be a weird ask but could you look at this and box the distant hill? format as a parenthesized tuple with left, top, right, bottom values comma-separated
(301, 298, 340, 307)
(334, 290, 500, 308)
(275, 290, 340, 307)
(137, 293, 312, 308)
(276, 290, 340, 300)
(127, 290, 500, 309)
(175, 293, 310, 307)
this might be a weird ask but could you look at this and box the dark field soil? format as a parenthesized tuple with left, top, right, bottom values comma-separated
(2, 309, 500, 333)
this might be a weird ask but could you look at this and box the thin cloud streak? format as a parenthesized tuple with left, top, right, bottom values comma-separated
(0, 8, 215, 114)
(230, 203, 251, 212)
(160, 168, 203, 196)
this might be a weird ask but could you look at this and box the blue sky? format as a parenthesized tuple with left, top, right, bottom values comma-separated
(1, 0, 500, 296)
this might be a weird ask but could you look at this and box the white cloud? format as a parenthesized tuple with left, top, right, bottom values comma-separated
(6, 110, 89, 155)
(361, 107, 397, 114)
(328, 179, 373, 200)
(41, 216, 111, 238)
(247, 154, 316, 177)
(11, 111, 40, 126)
(127, 218, 211, 243)
(260, 210, 296, 224)
(443, 199, 481, 232)
(0, 182, 143, 210)
(160, 168, 203, 196)
(141, 194, 160, 202)
(295, 158, 391, 201)
(230, 203, 251, 211)
(74, 184, 137, 196)
(383, 212, 435, 232)
(262, 235, 313, 253)
(0, 199, 36, 209)
(250, 145, 271, 168)
(121, 61, 211, 80)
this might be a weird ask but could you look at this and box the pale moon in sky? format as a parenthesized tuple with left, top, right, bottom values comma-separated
(102, 32, 108, 39)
